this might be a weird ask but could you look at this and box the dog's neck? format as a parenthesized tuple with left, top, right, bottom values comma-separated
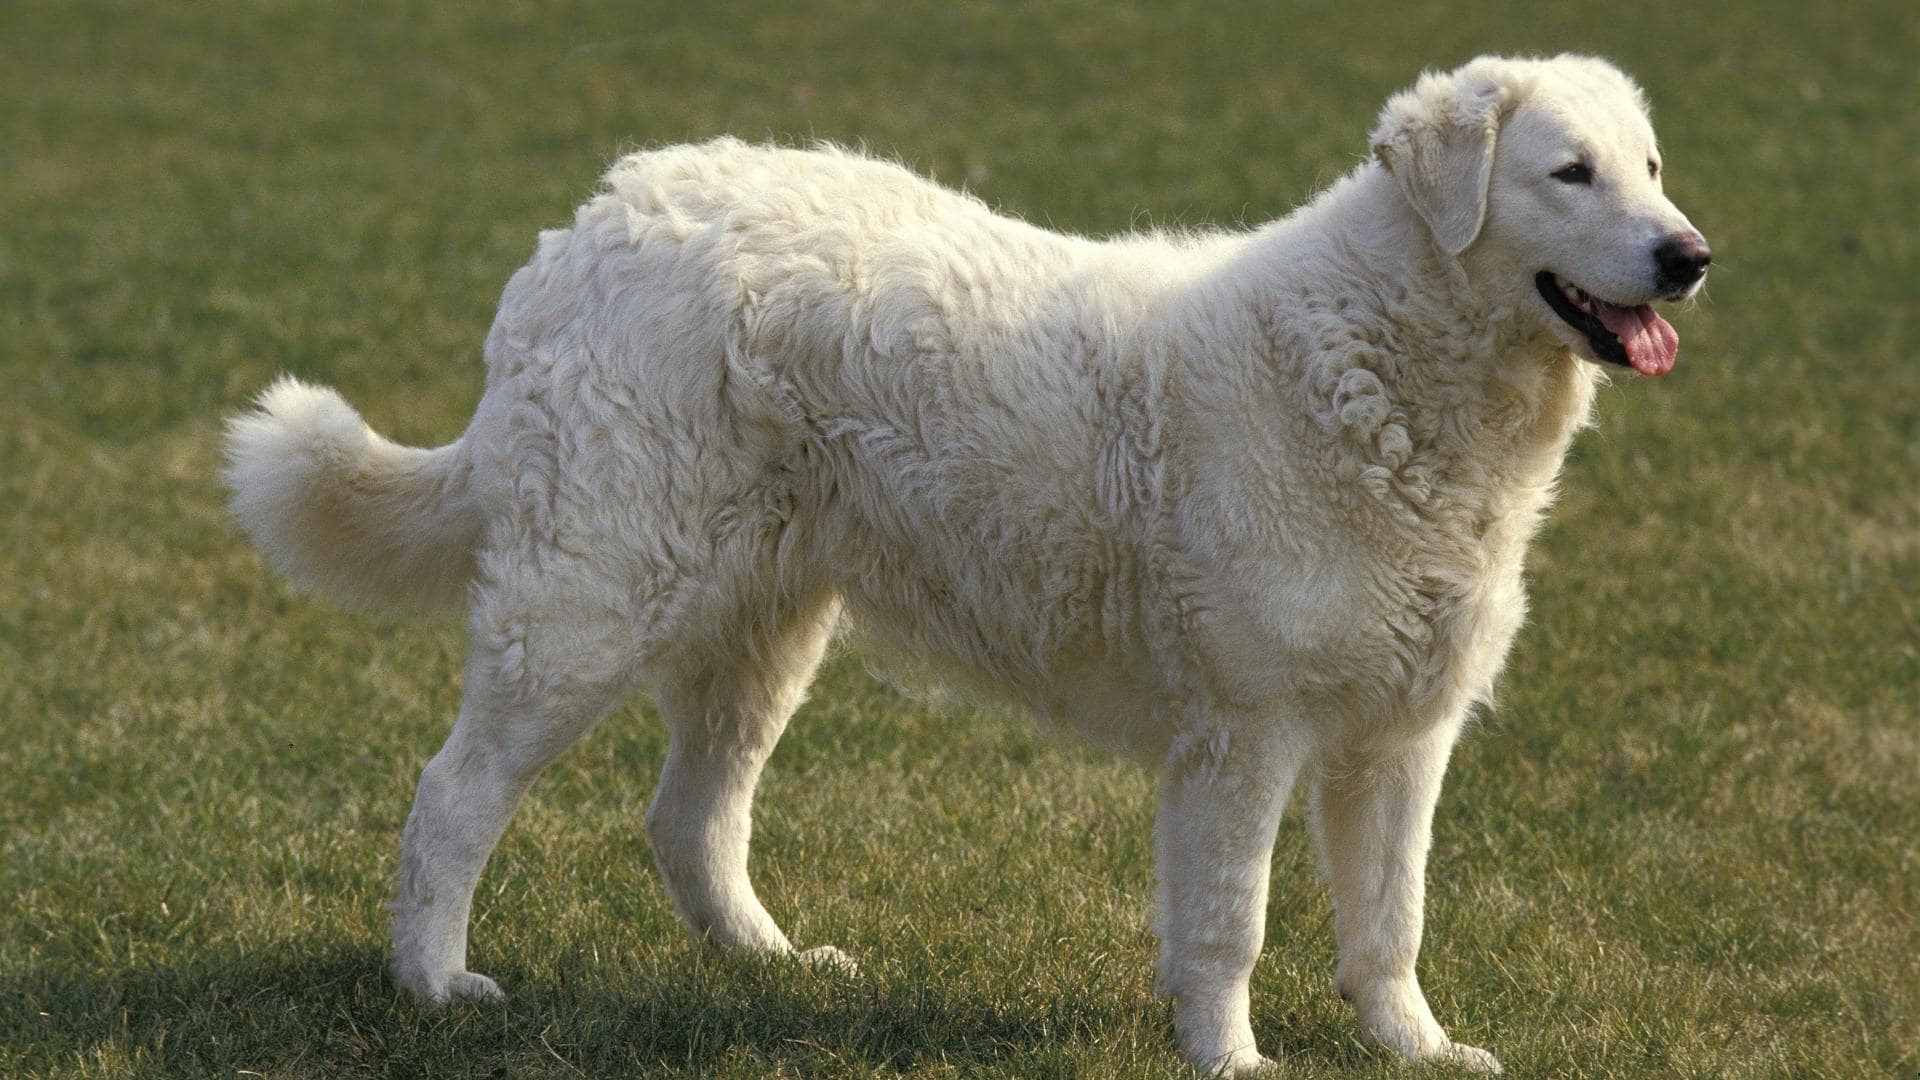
(1178, 164, 1600, 550)
(1308, 165, 1594, 471)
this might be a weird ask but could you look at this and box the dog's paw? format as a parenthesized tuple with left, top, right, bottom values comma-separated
(445, 970, 506, 1003)
(796, 944, 858, 974)
(1201, 1048, 1277, 1076)
(395, 966, 506, 1005)
(1431, 1043, 1501, 1073)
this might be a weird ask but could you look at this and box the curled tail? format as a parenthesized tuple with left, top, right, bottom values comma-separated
(223, 376, 481, 613)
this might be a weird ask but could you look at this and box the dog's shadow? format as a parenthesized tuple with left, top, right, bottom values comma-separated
(5, 934, 1400, 1074)
(11, 942, 1335, 1074)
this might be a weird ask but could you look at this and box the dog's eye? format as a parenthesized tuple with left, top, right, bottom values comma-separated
(1551, 163, 1593, 185)
(1647, 160, 1660, 179)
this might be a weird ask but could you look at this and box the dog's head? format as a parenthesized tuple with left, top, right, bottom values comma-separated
(1371, 55, 1709, 376)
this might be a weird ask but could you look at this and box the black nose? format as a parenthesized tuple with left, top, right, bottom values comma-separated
(1654, 234, 1712, 291)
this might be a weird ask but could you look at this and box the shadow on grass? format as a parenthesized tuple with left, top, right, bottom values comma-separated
(2, 943, 1236, 1075)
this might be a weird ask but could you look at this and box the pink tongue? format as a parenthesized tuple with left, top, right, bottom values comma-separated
(1592, 301, 1679, 376)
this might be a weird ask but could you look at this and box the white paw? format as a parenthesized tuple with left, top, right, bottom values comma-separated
(396, 966, 505, 1004)
(796, 944, 858, 974)
(1198, 1047, 1276, 1076)
(1432, 1042, 1501, 1073)
(446, 970, 506, 1002)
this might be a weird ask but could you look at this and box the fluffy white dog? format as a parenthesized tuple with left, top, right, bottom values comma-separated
(226, 54, 1709, 1074)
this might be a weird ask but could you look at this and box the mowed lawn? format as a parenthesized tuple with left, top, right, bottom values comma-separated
(2, 1, 1914, 1076)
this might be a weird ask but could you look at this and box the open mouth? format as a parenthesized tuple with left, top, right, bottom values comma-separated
(1534, 271, 1679, 377)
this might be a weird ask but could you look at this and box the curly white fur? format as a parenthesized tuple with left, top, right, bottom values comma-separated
(226, 54, 1707, 1076)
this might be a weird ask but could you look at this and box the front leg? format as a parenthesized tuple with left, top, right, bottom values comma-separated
(1311, 725, 1500, 1072)
(1153, 724, 1306, 1076)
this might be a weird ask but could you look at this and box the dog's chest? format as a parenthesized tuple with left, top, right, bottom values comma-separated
(1382, 550, 1527, 719)
(1193, 427, 1551, 729)
(1269, 362, 1591, 724)
(1355, 452, 1550, 718)
(1262, 538, 1527, 730)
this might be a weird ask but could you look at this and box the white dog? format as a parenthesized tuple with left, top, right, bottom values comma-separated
(226, 54, 1708, 1074)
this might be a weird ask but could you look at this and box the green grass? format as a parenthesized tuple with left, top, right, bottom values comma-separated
(3, 1, 1916, 1076)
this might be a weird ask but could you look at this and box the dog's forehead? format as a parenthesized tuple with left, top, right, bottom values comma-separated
(1512, 66, 1656, 160)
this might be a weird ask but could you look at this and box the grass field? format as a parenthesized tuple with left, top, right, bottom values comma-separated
(3, 1, 1916, 1076)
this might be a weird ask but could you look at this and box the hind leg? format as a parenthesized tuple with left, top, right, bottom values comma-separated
(644, 590, 846, 967)
(390, 581, 637, 1003)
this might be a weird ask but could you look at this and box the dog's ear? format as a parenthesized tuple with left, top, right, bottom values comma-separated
(1370, 66, 1514, 257)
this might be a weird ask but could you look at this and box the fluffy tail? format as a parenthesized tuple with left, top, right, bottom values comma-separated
(223, 376, 481, 613)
